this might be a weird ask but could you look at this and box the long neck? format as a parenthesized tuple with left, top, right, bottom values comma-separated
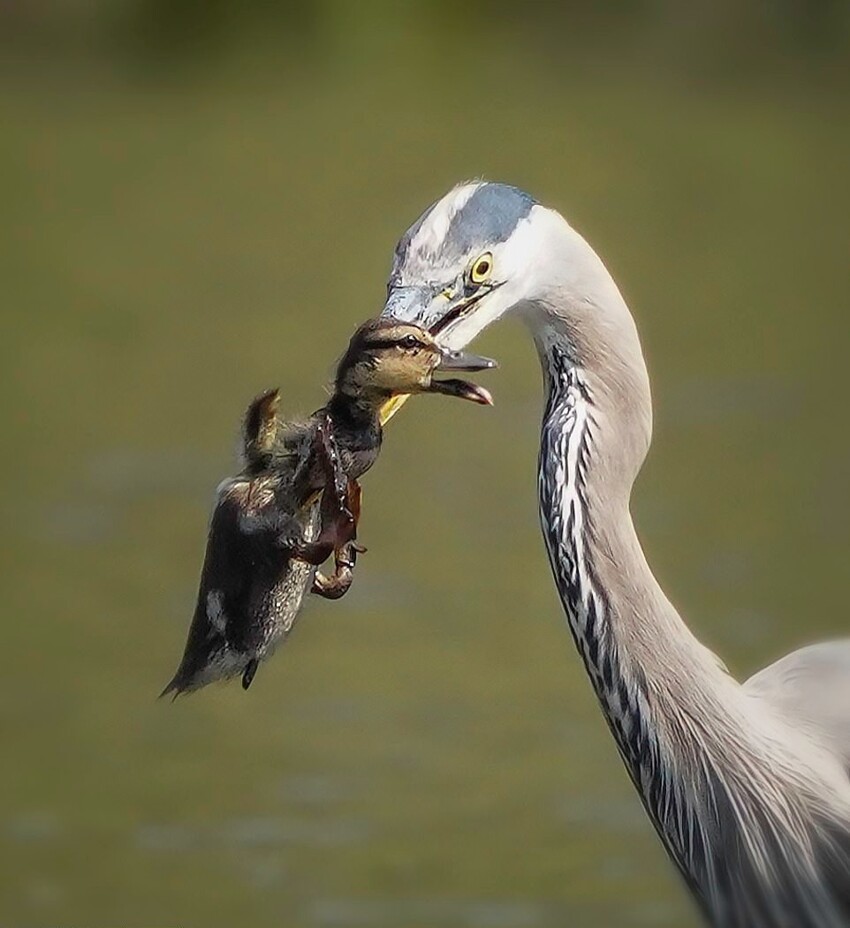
(533, 314, 733, 782)
(530, 306, 850, 925)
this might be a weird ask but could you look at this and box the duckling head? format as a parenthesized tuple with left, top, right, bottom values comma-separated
(335, 318, 496, 409)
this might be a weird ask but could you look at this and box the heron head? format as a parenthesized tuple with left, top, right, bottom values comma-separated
(382, 181, 565, 351)
(381, 179, 653, 457)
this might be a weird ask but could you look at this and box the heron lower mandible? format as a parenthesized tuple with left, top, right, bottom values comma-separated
(381, 181, 850, 927)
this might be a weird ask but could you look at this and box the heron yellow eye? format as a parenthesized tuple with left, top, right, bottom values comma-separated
(469, 252, 493, 286)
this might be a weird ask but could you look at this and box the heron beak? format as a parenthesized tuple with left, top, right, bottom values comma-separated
(379, 393, 409, 425)
(383, 285, 438, 326)
(383, 282, 507, 355)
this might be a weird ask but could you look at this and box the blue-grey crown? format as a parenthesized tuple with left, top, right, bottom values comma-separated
(396, 182, 537, 265)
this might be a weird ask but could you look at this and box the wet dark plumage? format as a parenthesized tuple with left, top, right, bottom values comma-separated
(162, 318, 494, 696)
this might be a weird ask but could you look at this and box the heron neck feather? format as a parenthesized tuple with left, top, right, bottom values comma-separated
(532, 316, 731, 734)
(529, 305, 850, 925)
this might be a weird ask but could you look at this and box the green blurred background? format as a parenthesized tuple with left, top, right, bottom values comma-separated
(2, 3, 849, 926)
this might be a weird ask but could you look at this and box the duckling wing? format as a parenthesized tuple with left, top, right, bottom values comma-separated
(162, 480, 318, 696)
(161, 482, 286, 694)
(206, 491, 318, 671)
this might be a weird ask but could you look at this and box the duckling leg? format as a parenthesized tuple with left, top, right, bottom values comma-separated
(291, 422, 358, 566)
(290, 483, 355, 565)
(341, 477, 362, 538)
(316, 412, 349, 511)
(311, 482, 365, 600)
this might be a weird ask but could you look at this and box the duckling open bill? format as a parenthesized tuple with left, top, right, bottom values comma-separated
(162, 318, 496, 697)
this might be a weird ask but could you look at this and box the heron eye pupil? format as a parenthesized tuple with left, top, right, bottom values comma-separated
(470, 252, 493, 284)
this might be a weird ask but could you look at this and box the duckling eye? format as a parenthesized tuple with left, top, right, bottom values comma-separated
(469, 252, 494, 286)
(400, 334, 420, 350)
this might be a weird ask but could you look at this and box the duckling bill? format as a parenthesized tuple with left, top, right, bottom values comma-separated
(162, 318, 495, 696)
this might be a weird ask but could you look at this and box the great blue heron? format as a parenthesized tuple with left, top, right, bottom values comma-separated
(381, 181, 850, 927)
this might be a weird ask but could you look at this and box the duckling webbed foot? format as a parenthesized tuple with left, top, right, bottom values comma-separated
(312, 541, 367, 600)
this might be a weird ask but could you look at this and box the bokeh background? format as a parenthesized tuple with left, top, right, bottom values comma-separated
(3, 3, 850, 926)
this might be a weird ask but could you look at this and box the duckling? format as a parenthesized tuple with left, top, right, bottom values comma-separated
(162, 318, 495, 696)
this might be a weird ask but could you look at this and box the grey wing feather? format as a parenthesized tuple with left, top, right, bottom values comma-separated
(745, 640, 850, 774)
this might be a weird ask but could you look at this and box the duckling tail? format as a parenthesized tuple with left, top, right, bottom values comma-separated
(242, 659, 259, 690)
(159, 669, 189, 700)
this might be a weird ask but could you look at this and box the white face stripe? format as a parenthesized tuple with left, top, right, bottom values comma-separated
(407, 182, 484, 259)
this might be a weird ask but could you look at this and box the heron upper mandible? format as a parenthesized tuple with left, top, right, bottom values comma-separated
(381, 181, 850, 927)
